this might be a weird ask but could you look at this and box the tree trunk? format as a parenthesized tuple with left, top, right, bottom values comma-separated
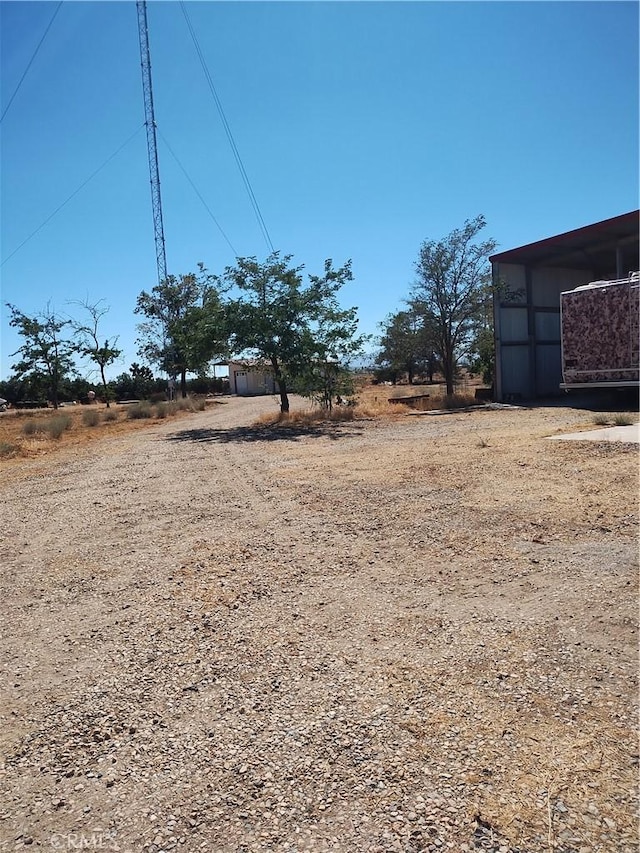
(278, 378, 290, 414)
(51, 368, 59, 409)
(180, 369, 187, 399)
(100, 365, 110, 408)
(271, 357, 289, 414)
(443, 333, 455, 396)
(442, 350, 455, 394)
(443, 353, 455, 395)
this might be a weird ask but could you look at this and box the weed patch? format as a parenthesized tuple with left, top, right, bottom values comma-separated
(46, 414, 72, 439)
(174, 397, 205, 413)
(613, 414, 634, 426)
(82, 409, 101, 427)
(255, 405, 360, 429)
(440, 392, 479, 410)
(126, 402, 153, 420)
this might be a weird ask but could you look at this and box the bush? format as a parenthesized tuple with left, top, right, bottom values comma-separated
(22, 419, 40, 436)
(126, 402, 153, 419)
(593, 415, 609, 426)
(441, 392, 478, 410)
(173, 396, 205, 412)
(103, 408, 119, 422)
(155, 401, 170, 419)
(254, 406, 358, 429)
(82, 409, 101, 427)
(175, 397, 194, 412)
(613, 414, 634, 426)
(0, 442, 17, 458)
(45, 414, 72, 439)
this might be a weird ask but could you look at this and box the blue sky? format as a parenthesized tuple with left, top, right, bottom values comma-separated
(1, 0, 638, 381)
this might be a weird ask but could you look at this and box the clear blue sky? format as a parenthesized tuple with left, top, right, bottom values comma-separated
(1, 0, 638, 381)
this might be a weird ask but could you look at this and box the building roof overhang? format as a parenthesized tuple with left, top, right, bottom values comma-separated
(490, 210, 639, 272)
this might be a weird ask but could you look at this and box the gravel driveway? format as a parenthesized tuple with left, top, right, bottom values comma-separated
(1, 396, 637, 853)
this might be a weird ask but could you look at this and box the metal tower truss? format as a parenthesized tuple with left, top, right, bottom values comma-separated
(136, 0, 168, 286)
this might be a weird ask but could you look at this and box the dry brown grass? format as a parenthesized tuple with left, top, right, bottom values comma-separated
(0, 399, 215, 463)
(356, 378, 483, 414)
(249, 377, 486, 429)
(254, 405, 358, 429)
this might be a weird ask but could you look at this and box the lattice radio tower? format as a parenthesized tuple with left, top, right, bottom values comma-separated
(136, 0, 167, 286)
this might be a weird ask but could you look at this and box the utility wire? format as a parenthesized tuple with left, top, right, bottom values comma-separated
(158, 129, 238, 257)
(1, 124, 145, 268)
(1, 1, 63, 124)
(179, 1, 275, 254)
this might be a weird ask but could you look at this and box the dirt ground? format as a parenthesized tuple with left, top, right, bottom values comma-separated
(0, 393, 638, 853)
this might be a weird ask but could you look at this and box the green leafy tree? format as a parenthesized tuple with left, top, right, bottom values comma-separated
(109, 363, 158, 401)
(467, 274, 518, 388)
(469, 326, 495, 386)
(135, 267, 227, 398)
(220, 252, 365, 414)
(376, 308, 440, 385)
(6, 303, 76, 408)
(412, 215, 497, 395)
(129, 362, 157, 398)
(71, 300, 122, 407)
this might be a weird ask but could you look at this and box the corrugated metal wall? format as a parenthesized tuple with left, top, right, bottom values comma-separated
(494, 264, 589, 400)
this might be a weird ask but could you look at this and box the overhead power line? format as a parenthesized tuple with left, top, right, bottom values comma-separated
(1, 124, 145, 268)
(1, 1, 63, 124)
(158, 130, 238, 257)
(179, 1, 275, 254)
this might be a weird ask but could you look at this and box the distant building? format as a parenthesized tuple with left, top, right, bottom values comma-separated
(491, 211, 639, 401)
(228, 360, 277, 396)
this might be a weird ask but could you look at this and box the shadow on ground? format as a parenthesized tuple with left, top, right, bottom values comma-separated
(522, 389, 639, 412)
(165, 422, 365, 444)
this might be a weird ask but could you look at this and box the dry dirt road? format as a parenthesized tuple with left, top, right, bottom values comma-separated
(1, 396, 638, 853)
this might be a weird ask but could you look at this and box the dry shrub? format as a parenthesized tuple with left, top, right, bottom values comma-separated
(356, 399, 410, 418)
(174, 396, 206, 413)
(155, 401, 170, 419)
(613, 413, 634, 426)
(0, 441, 17, 458)
(82, 409, 101, 427)
(45, 414, 72, 439)
(254, 405, 357, 429)
(21, 419, 40, 436)
(126, 402, 153, 420)
(103, 408, 119, 422)
(408, 392, 480, 412)
(593, 414, 609, 426)
(440, 392, 478, 409)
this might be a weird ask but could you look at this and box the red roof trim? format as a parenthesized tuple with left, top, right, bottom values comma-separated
(490, 210, 639, 263)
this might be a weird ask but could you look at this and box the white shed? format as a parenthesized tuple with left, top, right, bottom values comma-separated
(228, 360, 278, 396)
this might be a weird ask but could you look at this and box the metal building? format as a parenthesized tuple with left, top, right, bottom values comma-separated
(491, 211, 639, 401)
(228, 360, 277, 396)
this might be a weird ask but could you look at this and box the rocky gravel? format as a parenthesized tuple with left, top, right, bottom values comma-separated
(0, 396, 637, 853)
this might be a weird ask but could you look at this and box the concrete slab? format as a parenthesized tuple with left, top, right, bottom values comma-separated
(547, 423, 640, 443)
